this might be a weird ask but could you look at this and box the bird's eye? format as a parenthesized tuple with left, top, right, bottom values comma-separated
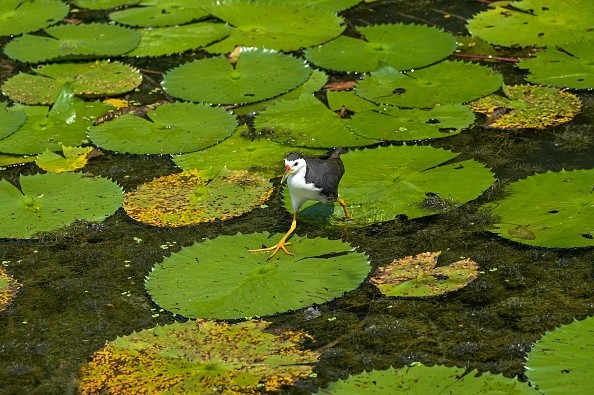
(293, 161, 299, 166)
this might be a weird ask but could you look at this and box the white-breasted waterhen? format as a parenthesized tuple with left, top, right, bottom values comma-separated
(250, 147, 351, 259)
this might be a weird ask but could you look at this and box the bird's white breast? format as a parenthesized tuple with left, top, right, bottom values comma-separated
(287, 171, 324, 212)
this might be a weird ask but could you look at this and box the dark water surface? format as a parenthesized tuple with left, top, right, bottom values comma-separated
(1, 1, 594, 393)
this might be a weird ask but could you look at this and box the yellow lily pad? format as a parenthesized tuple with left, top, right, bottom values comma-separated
(35, 146, 95, 173)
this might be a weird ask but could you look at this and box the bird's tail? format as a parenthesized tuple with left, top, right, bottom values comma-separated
(330, 147, 344, 159)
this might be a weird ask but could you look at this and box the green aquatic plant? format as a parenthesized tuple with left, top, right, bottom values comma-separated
(35, 146, 95, 173)
(145, 232, 370, 319)
(0, 0, 69, 36)
(109, 0, 211, 27)
(266, 0, 362, 12)
(0, 103, 26, 141)
(72, 0, 139, 10)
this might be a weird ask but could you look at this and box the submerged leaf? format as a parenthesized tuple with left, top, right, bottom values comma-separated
(145, 232, 370, 319)
(79, 319, 320, 394)
(0, 267, 20, 313)
(0, 0, 69, 36)
(35, 146, 94, 173)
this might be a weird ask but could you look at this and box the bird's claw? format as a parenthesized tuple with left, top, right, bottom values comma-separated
(248, 242, 293, 260)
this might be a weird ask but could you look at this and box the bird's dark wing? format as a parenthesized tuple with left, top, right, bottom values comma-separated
(304, 156, 345, 201)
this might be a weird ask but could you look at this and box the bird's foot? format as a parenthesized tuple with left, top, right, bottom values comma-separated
(248, 242, 293, 260)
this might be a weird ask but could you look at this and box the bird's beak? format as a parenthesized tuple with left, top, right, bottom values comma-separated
(281, 164, 292, 184)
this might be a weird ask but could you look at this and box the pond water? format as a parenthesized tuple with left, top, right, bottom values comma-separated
(1, 0, 594, 393)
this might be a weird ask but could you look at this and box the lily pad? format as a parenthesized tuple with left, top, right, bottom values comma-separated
(0, 103, 26, 140)
(88, 102, 236, 154)
(173, 125, 323, 179)
(356, 62, 502, 108)
(0, 172, 123, 239)
(0, 0, 69, 36)
(486, 169, 594, 248)
(518, 41, 594, 89)
(146, 232, 370, 319)
(370, 252, 479, 297)
(72, 0, 139, 10)
(205, 0, 345, 53)
(305, 23, 456, 73)
(126, 22, 231, 57)
(109, 0, 211, 27)
(319, 364, 537, 394)
(35, 146, 94, 173)
(163, 48, 311, 105)
(347, 103, 475, 141)
(526, 316, 594, 394)
(2, 61, 142, 105)
(79, 320, 319, 394)
(123, 169, 272, 227)
(255, 93, 371, 148)
(0, 267, 20, 313)
(466, 0, 594, 48)
(266, 0, 361, 12)
(290, 145, 495, 226)
(0, 154, 36, 168)
(471, 84, 582, 129)
(4, 23, 140, 63)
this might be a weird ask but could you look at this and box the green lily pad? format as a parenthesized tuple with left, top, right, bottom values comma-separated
(255, 93, 371, 148)
(109, 0, 211, 27)
(486, 169, 594, 248)
(4, 23, 140, 63)
(319, 364, 538, 394)
(163, 48, 311, 105)
(72, 0, 139, 10)
(0, 0, 69, 36)
(146, 232, 370, 319)
(0, 172, 123, 239)
(173, 125, 323, 179)
(0, 103, 26, 140)
(305, 23, 456, 73)
(0, 267, 20, 313)
(518, 41, 594, 89)
(79, 319, 320, 393)
(347, 102, 475, 141)
(2, 61, 142, 105)
(356, 62, 502, 108)
(266, 0, 361, 12)
(205, 0, 345, 53)
(35, 146, 94, 173)
(470, 84, 582, 129)
(526, 316, 594, 394)
(0, 154, 36, 168)
(370, 252, 479, 297)
(289, 145, 495, 226)
(123, 169, 272, 227)
(88, 102, 236, 154)
(126, 22, 231, 57)
(466, 0, 594, 48)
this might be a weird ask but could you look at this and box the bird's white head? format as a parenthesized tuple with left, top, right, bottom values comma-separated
(281, 154, 306, 184)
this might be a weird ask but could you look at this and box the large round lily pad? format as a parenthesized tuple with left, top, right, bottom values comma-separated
(145, 232, 370, 319)
(109, 0, 211, 27)
(0, 172, 123, 239)
(123, 169, 272, 227)
(205, 0, 345, 53)
(79, 319, 319, 394)
(0, 0, 69, 36)
(526, 316, 594, 394)
(486, 169, 594, 248)
(305, 23, 456, 73)
(289, 145, 495, 226)
(88, 102, 236, 154)
(162, 48, 311, 105)
(356, 62, 502, 108)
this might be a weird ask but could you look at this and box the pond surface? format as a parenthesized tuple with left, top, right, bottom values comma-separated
(1, 0, 594, 393)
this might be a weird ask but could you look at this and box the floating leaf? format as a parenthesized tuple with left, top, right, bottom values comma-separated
(289, 146, 495, 226)
(526, 316, 594, 395)
(88, 102, 236, 154)
(370, 251, 479, 297)
(0, 267, 20, 313)
(518, 41, 594, 89)
(319, 364, 537, 394)
(266, 0, 361, 12)
(4, 23, 140, 63)
(173, 125, 322, 179)
(305, 23, 456, 73)
(467, 0, 594, 48)
(205, 0, 345, 53)
(0, 0, 69, 36)
(79, 319, 319, 394)
(72, 0, 139, 10)
(471, 84, 582, 129)
(255, 93, 370, 148)
(0, 103, 26, 140)
(163, 48, 311, 105)
(2, 61, 142, 105)
(356, 62, 502, 108)
(109, 0, 211, 27)
(0, 154, 36, 168)
(126, 22, 231, 57)
(146, 232, 370, 319)
(486, 169, 594, 248)
(123, 169, 272, 227)
(35, 146, 94, 173)
(0, 172, 123, 239)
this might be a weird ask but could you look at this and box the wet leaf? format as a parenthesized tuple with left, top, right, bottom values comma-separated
(0, 0, 69, 36)
(35, 146, 94, 173)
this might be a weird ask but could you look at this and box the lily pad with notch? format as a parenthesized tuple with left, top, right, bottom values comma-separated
(0, 0, 69, 36)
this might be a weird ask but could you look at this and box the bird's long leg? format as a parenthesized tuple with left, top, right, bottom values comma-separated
(249, 212, 298, 260)
(338, 198, 352, 219)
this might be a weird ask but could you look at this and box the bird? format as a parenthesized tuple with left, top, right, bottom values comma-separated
(250, 147, 351, 260)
